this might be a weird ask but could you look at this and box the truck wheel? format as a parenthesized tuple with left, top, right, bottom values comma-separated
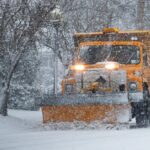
(136, 114, 148, 127)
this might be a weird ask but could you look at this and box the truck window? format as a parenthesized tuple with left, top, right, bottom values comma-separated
(80, 45, 140, 65)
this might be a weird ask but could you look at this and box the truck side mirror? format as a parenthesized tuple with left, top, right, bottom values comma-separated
(143, 53, 148, 66)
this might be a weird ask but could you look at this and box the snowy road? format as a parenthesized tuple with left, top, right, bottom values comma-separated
(0, 110, 150, 150)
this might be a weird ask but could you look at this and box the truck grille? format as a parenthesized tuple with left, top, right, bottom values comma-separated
(75, 69, 126, 94)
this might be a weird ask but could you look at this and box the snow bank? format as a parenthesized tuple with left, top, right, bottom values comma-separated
(41, 121, 130, 130)
(0, 109, 150, 150)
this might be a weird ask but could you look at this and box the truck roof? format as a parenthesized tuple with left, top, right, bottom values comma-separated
(74, 30, 150, 37)
(73, 29, 150, 47)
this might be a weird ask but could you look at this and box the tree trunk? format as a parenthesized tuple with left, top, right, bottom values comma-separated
(0, 88, 9, 116)
(137, 0, 145, 29)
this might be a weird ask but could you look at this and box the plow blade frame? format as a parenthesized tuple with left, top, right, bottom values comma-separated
(41, 93, 131, 123)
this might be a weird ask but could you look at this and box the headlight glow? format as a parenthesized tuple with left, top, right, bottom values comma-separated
(74, 64, 85, 71)
(105, 62, 116, 70)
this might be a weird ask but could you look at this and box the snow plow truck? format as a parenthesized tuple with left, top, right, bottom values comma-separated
(41, 28, 150, 126)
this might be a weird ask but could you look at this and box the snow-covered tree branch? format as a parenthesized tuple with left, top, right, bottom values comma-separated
(0, 0, 57, 116)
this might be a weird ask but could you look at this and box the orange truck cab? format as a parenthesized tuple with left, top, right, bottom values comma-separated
(41, 28, 150, 126)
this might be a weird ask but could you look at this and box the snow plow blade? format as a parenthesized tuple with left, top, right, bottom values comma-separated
(41, 93, 131, 123)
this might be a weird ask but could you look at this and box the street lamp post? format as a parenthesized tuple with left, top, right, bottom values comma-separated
(54, 23, 59, 97)
(51, 6, 63, 97)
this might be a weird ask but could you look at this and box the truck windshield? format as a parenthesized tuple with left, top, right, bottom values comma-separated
(80, 45, 140, 64)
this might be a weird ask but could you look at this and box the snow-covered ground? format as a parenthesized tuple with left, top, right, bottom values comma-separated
(0, 109, 150, 150)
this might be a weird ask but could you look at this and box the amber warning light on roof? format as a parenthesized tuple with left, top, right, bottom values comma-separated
(103, 28, 119, 34)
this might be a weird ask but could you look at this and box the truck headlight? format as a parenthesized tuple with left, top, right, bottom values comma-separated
(105, 62, 119, 70)
(74, 64, 85, 71)
(70, 64, 85, 71)
(129, 82, 137, 91)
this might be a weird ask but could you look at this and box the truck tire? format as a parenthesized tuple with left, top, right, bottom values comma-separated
(136, 114, 148, 127)
(143, 84, 150, 125)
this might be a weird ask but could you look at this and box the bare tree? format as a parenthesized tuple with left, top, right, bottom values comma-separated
(137, 0, 145, 29)
(0, 0, 56, 116)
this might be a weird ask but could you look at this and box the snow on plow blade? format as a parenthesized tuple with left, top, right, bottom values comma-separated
(41, 93, 131, 124)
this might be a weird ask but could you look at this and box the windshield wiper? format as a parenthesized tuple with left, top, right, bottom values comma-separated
(104, 50, 112, 62)
(126, 52, 136, 64)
